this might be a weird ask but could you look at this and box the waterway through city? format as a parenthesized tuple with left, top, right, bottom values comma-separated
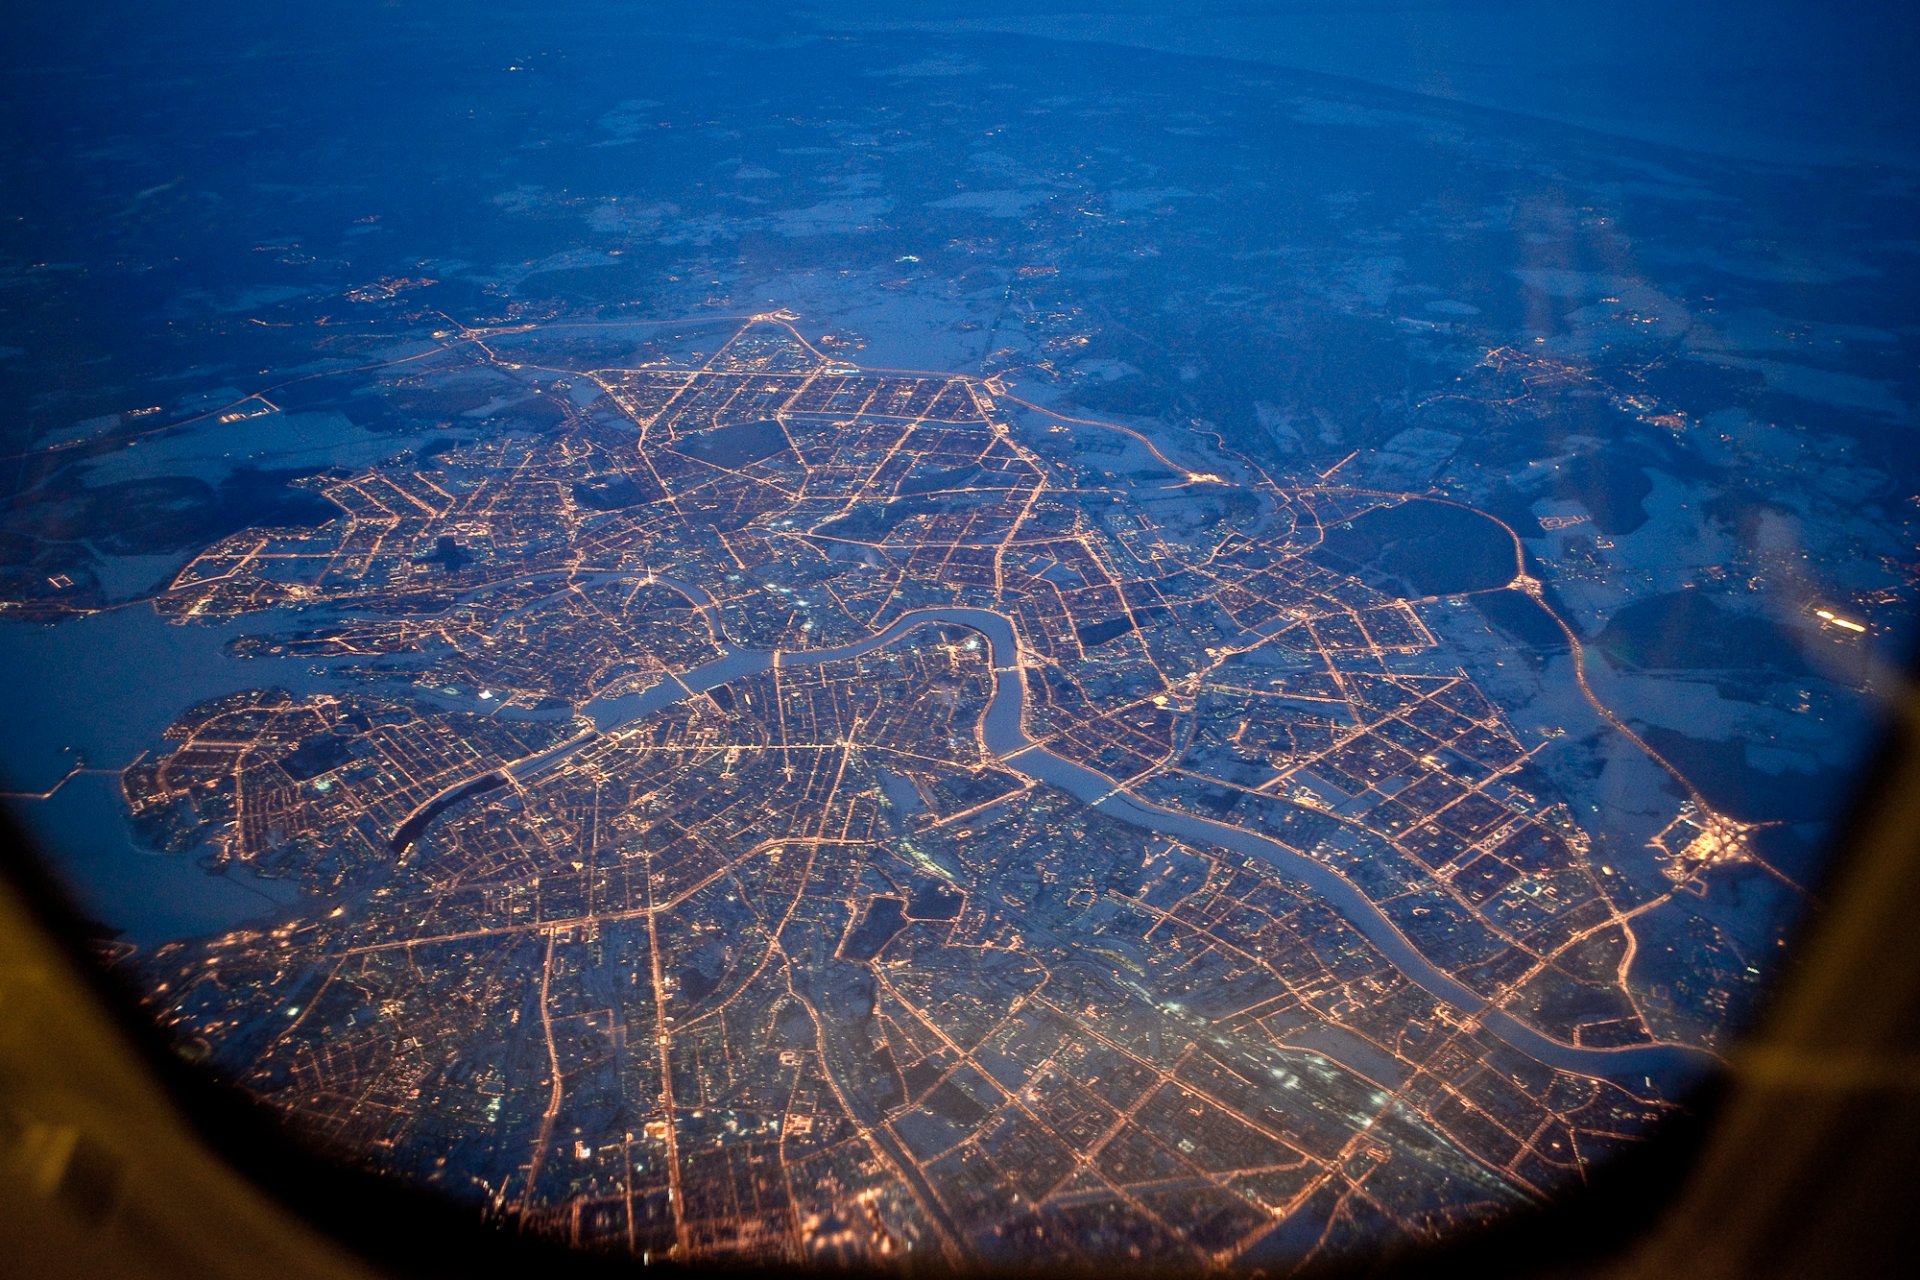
(577, 605, 1718, 1094)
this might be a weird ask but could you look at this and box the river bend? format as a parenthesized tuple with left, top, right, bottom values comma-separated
(572, 606, 1715, 1093)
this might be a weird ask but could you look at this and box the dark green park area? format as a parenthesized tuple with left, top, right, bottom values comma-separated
(673, 419, 793, 469)
(1310, 498, 1515, 597)
(1597, 591, 1811, 677)
(1639, 725, 1850, 824)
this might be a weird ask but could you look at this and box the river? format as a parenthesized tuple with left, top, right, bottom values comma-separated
(575, 605, 1717, 1094)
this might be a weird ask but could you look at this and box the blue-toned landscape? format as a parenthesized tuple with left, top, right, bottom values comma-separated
(2, 2, 1915, 1268)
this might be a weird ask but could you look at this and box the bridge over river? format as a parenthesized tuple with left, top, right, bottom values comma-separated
(561, 605, 1719, 1096)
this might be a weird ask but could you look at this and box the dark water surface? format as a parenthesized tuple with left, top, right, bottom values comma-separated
(3, 606, 371, 943)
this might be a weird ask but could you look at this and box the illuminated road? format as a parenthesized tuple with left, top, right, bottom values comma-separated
(576, 607, 1719, 1095)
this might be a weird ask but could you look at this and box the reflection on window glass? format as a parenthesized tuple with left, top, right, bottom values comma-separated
(2, 1, 1914, 1270)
